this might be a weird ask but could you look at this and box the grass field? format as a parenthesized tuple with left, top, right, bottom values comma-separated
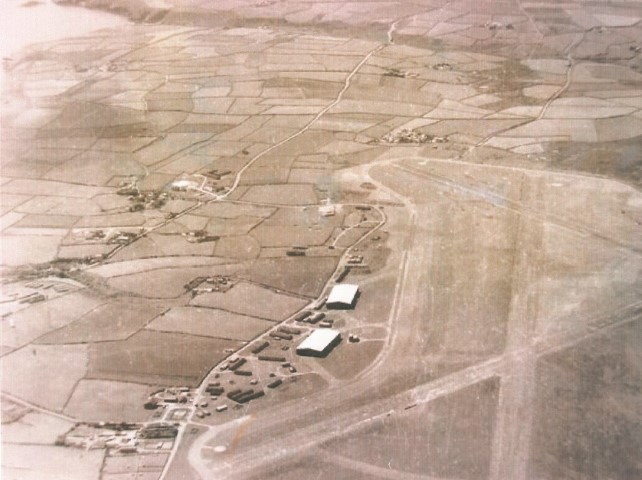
(87, 330, 243, 387)
(192, 202, 275, 219)
(90, 256, 230, 278)
(1, 344, 87, 411)
(1, 411, 74, 444)
(0, 236, 60, 266)
(214, 235, 261, 259)
(316, 340, 383, 380)
(1, 444, 103, 480)
(190, 281, 308, 321)
(322, 378, 500, 478)
(349, 275, 398, 325)
(36, 300, 166, 344)
(241, 184, 318, 205)
(107, 265, 239, 299)
(103, 453, 169, 475)
(529, 320, 642, 480)
(64, 379, 157, 422)
(239, 257, 338, 298)
(251, 225, 335, 248)
(1, 291, 102, 351)
(146, 306, 274, 341)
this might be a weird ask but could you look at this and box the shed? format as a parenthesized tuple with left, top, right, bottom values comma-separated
(296, 328, 341, 357)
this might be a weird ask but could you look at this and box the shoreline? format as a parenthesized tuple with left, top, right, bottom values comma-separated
(50, 0, 399, 45)
(1, 0, 130, 61)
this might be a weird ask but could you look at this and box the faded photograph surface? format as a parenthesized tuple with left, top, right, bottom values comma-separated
(1, 1, 641, 479)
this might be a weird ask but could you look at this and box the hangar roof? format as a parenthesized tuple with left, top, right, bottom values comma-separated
(327, 284, 359, 306)
(296, 328, 340, 353)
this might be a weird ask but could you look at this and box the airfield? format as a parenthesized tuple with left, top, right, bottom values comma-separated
(1, 1, 641, 479)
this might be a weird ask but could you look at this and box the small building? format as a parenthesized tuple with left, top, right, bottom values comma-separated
(319, 204, 336, 217)
(326, 284, 359, 309)
(296, 328, 341, 357)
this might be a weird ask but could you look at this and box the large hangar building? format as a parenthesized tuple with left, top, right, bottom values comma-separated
(296, 328, 341, 357)
(326, 284, 359, 309)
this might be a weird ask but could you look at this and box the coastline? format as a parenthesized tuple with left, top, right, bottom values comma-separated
(1, 0, 131, 60)
(50, 0, 395, 43)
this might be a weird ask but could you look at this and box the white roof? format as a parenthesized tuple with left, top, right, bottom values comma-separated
(297, 328, 340, 353)
(319, 204, 336, 216)
(327, 284, 359, 305)
(172, 179, 193, 187)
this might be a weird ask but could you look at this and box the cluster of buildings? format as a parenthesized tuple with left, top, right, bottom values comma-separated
(135, 264, 362, 424)
(183, 275, 234, 295)
(60, 422, 176, 454)
(144, 387, 195, 410)
(294, 284, 360, 356)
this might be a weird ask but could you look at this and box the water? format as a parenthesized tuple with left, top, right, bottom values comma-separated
(1, 0, 129, 58)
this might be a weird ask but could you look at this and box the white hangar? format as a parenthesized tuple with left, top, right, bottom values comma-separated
(296, 328, 341, 357)
(326, 284, 359, 309)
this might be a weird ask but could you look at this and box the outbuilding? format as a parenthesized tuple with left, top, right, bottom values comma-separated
(326, 284, 359, 309)
(296, 328, 341, 357)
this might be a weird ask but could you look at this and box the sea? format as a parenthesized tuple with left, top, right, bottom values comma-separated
(1, 0, 129, 59)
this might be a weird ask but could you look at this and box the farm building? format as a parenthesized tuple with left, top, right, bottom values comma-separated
(326, 284, 359, 309)
(296, 328, 341, 357)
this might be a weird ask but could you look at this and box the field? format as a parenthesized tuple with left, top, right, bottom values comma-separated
(87, 330, 243, 387)
(0, 397, 31, 424)
(239, 256, 338, 298)
(90, 256, 230, 278)
(214, 235, 261, 259)
(241, 184, 319, 205)
(35, 300, 166, 344)
(190, 281, 309, 321)
(103, 453, 169, 479)
(528, 320, 642, 479)
(0, 235, 61, 266)
(348, 275, 398, 325)
(0, 291, 102, 352)
(106, 265, 240, 299)
(1, 411, 73, 444)
(1, 344, 87, 411)
(1, 444, 104, 480)
(63, 379, 157, 422)
(146, 306, 274, 341)
(315, 340, 383, 380)
(321, 379, 500, 479)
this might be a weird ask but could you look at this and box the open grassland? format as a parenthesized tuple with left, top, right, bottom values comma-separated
(146, 306, 274, 341)
(239, 256, 338, 298)
(315, 340, 383, 380)
(0, 291, 102, 352)
(106, 265, 240, 299)
(1, 411, 74, 444)
(1, 344, 87, 412)
(35, 299, 166, 344)
(63, 379, 157, 422)
(87, 330, 243, 387)
(1, 444, 104, 480)
(190, 281, 309, 321)
(529, 320, 642, 480)
(321, 379, 500, 479)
